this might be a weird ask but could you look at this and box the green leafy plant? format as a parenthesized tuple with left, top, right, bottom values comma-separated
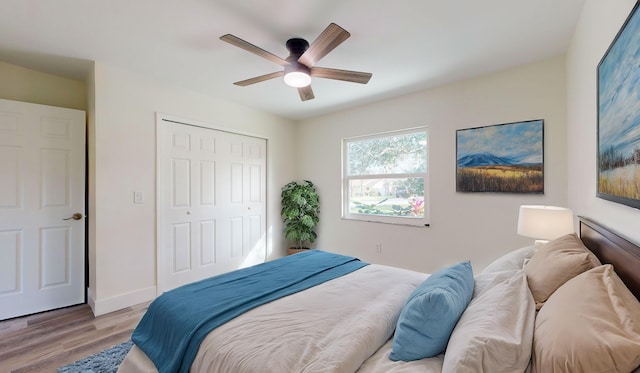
(281, 180, 320, 249)
(352, 199, 389, 214)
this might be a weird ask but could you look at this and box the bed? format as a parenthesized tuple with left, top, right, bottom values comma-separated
(118, 216, 640, 373)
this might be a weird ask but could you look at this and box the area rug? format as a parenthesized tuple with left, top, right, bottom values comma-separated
(57, 340, 134, 373)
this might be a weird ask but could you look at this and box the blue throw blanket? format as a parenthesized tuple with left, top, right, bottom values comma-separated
(131, 250, 368, 373)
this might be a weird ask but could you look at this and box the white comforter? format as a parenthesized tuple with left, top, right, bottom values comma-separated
(118, 264, 436, 373)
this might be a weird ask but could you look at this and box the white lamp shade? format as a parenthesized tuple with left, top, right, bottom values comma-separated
(517, 205, 574, 240)
(283, 71, 311, 88)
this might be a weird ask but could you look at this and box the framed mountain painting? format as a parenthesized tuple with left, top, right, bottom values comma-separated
(597, 2, 640, 209)
(456, 119, 544, 193)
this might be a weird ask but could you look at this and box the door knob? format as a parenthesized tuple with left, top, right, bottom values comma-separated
(63, 213, 83, 221)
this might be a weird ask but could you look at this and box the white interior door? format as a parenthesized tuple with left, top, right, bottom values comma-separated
(0, 99, 86, 320)
(158, 118, 266, 292)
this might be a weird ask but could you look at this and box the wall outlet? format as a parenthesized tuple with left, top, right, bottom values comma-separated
(134, 191, 144, 204)
(375, 243, 382, 253)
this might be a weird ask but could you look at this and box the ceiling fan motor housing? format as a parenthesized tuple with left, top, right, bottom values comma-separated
(285, 38, 310, 60)
(283, 38, 312, 87)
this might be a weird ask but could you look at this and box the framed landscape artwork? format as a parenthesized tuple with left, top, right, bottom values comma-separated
(456, 119, 544, 193)
(597, 2, 640, 209)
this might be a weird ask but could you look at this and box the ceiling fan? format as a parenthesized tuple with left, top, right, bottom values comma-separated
(220, 23, 372, 101)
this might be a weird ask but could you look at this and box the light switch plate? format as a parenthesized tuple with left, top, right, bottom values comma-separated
(134, 191, 144, 204)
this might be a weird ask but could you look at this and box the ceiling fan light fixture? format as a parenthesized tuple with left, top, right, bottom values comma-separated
(283, 70, 311, 88)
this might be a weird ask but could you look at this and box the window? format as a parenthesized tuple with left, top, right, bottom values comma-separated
(342, 127, 429, 226)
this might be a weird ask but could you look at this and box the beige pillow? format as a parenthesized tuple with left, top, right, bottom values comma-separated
(532, 265, 640, 373)
(524, 233, 600, 309)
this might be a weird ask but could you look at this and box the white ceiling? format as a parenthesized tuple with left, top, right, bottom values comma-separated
(0, 0, 586, 120)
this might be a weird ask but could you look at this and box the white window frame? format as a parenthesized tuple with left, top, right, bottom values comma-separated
(342, 127, 429, 226)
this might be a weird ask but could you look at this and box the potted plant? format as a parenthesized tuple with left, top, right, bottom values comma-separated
(281, 180, 320, 255)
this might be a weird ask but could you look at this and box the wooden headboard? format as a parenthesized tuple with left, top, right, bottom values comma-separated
(579, 216, 640, 301)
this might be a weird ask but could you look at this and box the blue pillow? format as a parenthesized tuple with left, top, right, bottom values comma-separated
(389, 261, 474, 361)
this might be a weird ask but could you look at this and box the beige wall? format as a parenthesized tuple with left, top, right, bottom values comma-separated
(297, 56, 568, 274)
(0, 61, 86, 110)
(89, 62, 297, 315)
(567, 0, 640, 244)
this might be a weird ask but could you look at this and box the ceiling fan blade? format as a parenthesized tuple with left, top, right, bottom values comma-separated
(298, 86, 315, 101)
(298, 23, 350, 67)
(234, 71, 284, 86)
(220, 34, 288, 66)
(310, 67, 372, 84)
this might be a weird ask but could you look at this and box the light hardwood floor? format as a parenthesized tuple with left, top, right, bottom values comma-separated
(0, 302, 149, 373)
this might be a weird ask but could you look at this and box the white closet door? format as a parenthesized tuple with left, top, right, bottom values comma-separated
(0, 99, 86, 320)
(157, 118, 266, 292)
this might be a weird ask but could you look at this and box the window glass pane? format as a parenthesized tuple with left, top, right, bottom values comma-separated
(347, 132, 427, 176)
(348, 177, 425, 218)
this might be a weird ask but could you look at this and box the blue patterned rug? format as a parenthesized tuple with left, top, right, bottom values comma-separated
(57, 340, 134, 373)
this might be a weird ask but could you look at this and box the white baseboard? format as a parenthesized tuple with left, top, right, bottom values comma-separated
(87, 286, 156, 316)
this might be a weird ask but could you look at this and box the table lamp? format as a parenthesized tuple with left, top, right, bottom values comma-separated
(517, 205, 574, 246)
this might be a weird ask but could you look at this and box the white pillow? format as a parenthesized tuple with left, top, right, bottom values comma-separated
(442, 270, 535, 373)
(481, 246, 537, 273)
